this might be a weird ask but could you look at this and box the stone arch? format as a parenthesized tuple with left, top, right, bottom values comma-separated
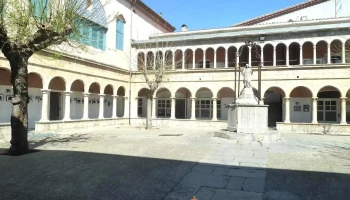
(289, 86, 313, 123)
(205, 48, 215, 68)
(316, 40, 328, 64)
(251, 45, 262, 66)
(263, 44, 274, 66)
(264, 86, 285, 126)
(48, 77, 66, 91)
(239, 45, 249, 67)
(175, 87, 192, 98)
(317, 85, 341, 123)
(174, 49, 183, 69)
(227, 46, 237, 67)
(164, 50, 173, 67)
(137, 52, 145, 70)
(0, 68, 11, 85)
(276, 43, 287, 65)
(104, 84, 114, 95)
(156, 88, 171, 98)
(195, 48, 204, 68)
(103, 84, 114, 118)
(88, 82, 100, 94)
(87, 82, 101, 119)
(70, 79, 84, 92)
(146, 51, 154, 69)
(216, 46, 226, 68)
(317, 85, 341, 98)
(184, 49, 193, 69)
(289, 42, 301, 65)
(195, 87, 213, 98)
(217, 87, 235, 98)
(116, 86, 125, 117)
(330, 39, 343, 63)
(290, 86, 313, 98)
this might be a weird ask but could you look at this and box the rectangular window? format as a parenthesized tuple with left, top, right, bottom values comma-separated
(78, 20, 107, 51)
(31, 0, 49, 20)
(195, 99, 213, 119)
(157, 99, 171, 117)
(116, 19, 124, 50)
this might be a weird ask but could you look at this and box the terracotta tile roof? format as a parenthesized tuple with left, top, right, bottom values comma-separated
(233, 0, 330, 27)
(128, 0, 176, 32)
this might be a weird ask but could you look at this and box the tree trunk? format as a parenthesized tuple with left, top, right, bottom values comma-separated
(8, 54, 29, 155)
(145, 95, 152, 129)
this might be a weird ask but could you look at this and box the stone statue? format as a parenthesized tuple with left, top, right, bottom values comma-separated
(242, 64, 253, 88)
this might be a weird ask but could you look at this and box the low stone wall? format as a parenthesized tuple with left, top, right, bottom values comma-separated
(35, 118, 129, 133)
(0, 123, 11, 142)
(276, 122, 350, 135)
(131, 118, 227, 129)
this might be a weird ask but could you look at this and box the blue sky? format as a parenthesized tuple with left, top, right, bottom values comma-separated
(143, 0, 306, 31)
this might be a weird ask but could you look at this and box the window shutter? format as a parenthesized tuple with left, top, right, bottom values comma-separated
(116, 20, 125, 50)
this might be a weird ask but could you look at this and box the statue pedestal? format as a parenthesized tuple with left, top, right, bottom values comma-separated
(226, 104, 268, 134)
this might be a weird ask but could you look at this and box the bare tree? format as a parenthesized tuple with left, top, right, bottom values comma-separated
(0, 0, 113, 155)
(136, 41, 185, 129)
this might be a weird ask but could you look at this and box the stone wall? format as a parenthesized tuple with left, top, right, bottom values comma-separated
(276, 122, 350, 135)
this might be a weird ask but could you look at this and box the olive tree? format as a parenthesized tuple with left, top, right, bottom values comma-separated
(0, 0, 112, 155)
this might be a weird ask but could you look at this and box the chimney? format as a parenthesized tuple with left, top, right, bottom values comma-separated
(181, 24, 188, 32)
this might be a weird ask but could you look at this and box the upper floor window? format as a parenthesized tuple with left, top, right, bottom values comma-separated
(31, 0, 49, 20)
(79, 20, 106, 50)
(116, 15, 126, 50)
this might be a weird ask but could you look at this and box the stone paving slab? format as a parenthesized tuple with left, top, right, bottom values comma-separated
(225, 176, 245, 190)
(163, 184, 201, 200)
(227, 168, 267, 179)
(195, 187, 215, 200)
(243, 178, 265, 193)
(211, 189, 263, 200)
(191, 164, 215, 174)
(234, 157, 268, 165)
(180, 172, 230, 189)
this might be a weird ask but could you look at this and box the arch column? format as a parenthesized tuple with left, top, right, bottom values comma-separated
(313, 45, 317, 65)
(214, 50, 217, 68)
(40, 89, 51, 121)
(312, 97, 318, 124)
(225, 50, 228, 68)
(172, 53, 175, 70)
(341, 97, 347, 124)
(327, 43, 331, 64)
(299, 46, 303, 65)
(191, 97, 196, 120)
(192, 52, 196, 69)
(152, 97, 157, 118)
(212, 97, 218, 121)
(284, 97, 290, 123)
(135, 97, 139, 117)
(203, 51, 206, 68)
(112, 95, 118, 118)
(261, 47, 264, 66)
(286, 46, 289, 66)
(182, 51, 185, 70)
(171, 97, 176, 119)
(273, 47, 276, 66)
(98, 94, 105, 119)
(248, 46, 252, 66)
(342, 42, 346, 64)
(83, 93, 90, 119)
(124, 97, 129, 118)
(63, 91, 72, 121)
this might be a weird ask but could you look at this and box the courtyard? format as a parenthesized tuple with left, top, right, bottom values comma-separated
(0, 127, 349, 200)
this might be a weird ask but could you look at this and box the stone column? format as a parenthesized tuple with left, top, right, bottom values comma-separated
(313, 45, 317, 65)
(40, 89, 51, 121)
(152, 97, 157, 118)
(135, 97, 139, 117)
(342, 42, 346, 64)
(273, 47, 276, 66)
(112, 95, 118, 118)
(192, 52, 196, 69)
(172, 53, 175, 70)
(248, 46, 252, 66)
(284, 97, 290, 123)
(225, 50, 228, 68)
(124, 97, 129, 118)
(182, 51, 185, 70)
(212, 97, 218, 121)
(300, 46, 303, 65)
(191, 97, 196, 120)
(236, 53, 240, 67)
(261, 47, 264, 67)
(171, 97, 176, 119)
(312, 97, 318, 124)
(327, 43, 331, 64)
(203, 51, 206, 68)
(144, 52, 147, 69)
(98, 94, 105, 119)
(341, 97, 347, 124)
(286, 46, 289, 66)
(63, 91, 72, 121)
(82, 93, 89, 119)
(214, 50, 217, 68)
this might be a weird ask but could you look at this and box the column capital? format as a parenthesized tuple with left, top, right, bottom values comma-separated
(284, 97, 290, 100)
(300, 46, 303, 49)
(124, 96, 129, 100)
(312, 97, 318, 100)
(170, 97, 176, 100)
(83, 93, 90, 97)
(190, 97, 196, 100)
(112, 95, 118, 98)
(64, 91, 72, 95)
(313, 45, 317, 48)
(41, 89, 51, 93)
(212, 97, 218, 100)
(341, 97, 347, 100)
(98, 94, 105, 97)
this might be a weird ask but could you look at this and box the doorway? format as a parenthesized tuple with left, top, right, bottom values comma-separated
(50, 92, 61, 120)
(175, 99, 186, 119)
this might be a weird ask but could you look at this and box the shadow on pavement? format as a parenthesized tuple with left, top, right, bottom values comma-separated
(0, 149, 349, 200)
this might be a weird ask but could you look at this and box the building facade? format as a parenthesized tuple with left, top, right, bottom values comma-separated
(1, 0, 350, 134)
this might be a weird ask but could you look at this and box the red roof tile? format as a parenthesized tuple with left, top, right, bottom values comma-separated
(233, 0, 330, 27)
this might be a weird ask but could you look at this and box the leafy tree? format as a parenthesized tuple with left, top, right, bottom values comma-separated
(0, 0, 111, 155)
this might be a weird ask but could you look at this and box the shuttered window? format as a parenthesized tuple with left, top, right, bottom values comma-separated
(31, 0, 49, 19)
(79, 20, 107, 51)
(116, 19, 124, 50)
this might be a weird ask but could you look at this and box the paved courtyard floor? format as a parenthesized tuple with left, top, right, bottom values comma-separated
(0, 126, 350, 200)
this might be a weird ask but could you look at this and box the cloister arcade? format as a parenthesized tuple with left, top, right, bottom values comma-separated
(137, 38, 350, 70)
(134, 84, 350, 127)
(0, 68, 127, 129)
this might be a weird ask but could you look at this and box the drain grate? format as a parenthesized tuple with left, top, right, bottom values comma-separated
(159, 134, 183, 137)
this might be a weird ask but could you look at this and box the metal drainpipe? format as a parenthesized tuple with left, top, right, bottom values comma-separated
(128, 0, 137, 125)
